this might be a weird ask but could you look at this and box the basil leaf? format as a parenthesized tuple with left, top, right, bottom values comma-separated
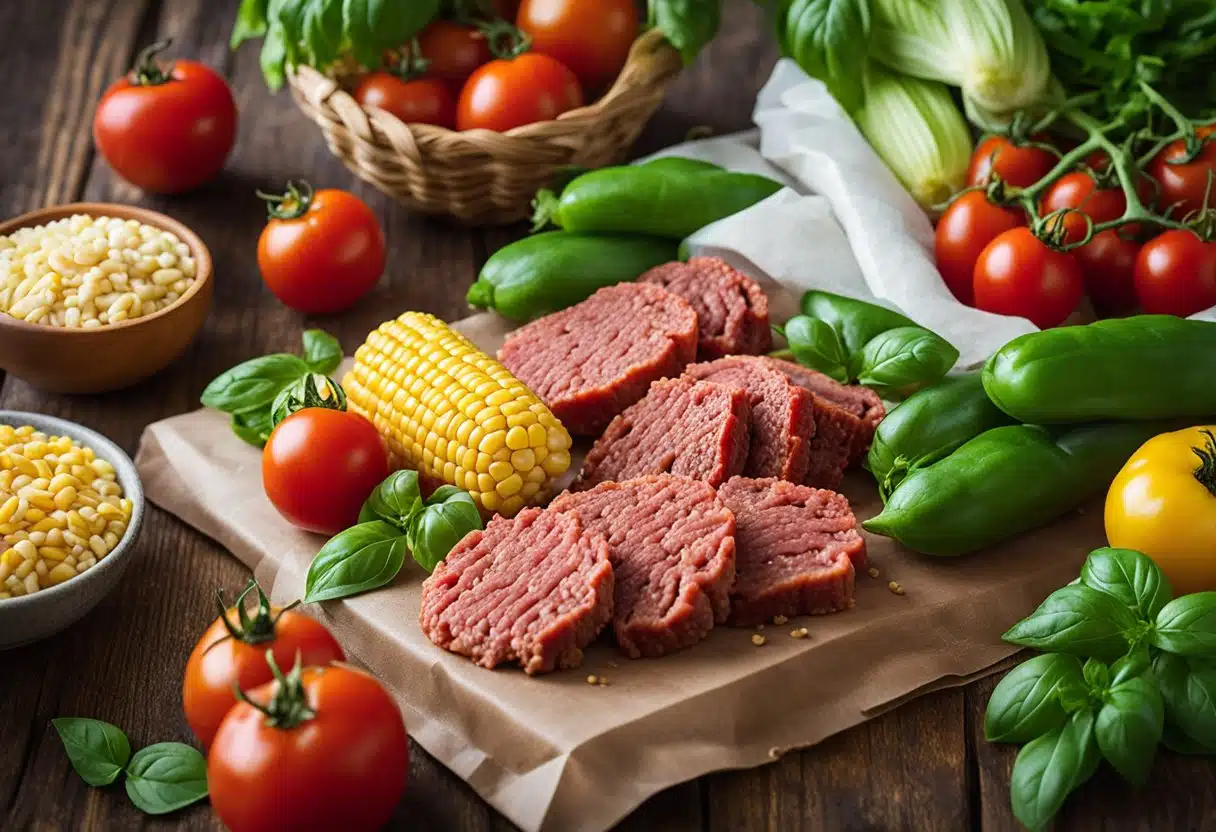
(1162, 720, 1216, 756)
(260, 17, 290, 89)
(648, 0, 722, 64)
(231, 0, 269, 48)
(1153, 652, 1216, 749)
(1082, 657, 1111, 694)
(1003, 585, 1138, 661)
(304, 521, 408, 603)
(1152, 592, 1216, 656)
(801, 290, 916, 357)
(201, 354, 310, 414)
(52, 717, 131, 787)
(775, 0, 871, 114)
(1095, 675, 1164, 787)
(343, 0, 440, 68)
(231, 408, 275, 448)
(1081, 547, 1172, 622)
(1111, 648, 1152, 686)
(301, 329, 343, 375)
(984, 653, 1082, 744)
(855, 326, 959, 400)
(359, 470, 423, 532)
(781, 315, 850, 383)
(1010, 709, 1099, 831)
(124, 742, 208, 815)
(407, 487, 482, 573)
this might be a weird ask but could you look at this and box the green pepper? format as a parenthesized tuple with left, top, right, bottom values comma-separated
(866, 372, 1015, 501)
(531, 166, 783, 239)
(801, 290, 917, 356)
(864, 421, 1167, 557)
(466, 231, 677, 321)
(983, 315, 1216, 424)
(642, 157, 724, 174)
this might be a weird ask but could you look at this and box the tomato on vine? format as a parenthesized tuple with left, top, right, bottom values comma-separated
(456, 26, 583, 132)
(934, 190, 1022, 305)
(972, 226, 1085, 329)
(1134, 229, 1216, 317)
(354, 50, 457, 128)
(1148, 127, 1216, 220)
(93, 40, 236, 194)
(419, 21, 493, 86)
(966, 134, 1058, 189)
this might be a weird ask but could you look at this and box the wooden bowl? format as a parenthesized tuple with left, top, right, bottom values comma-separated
(0, 203, 213, 394)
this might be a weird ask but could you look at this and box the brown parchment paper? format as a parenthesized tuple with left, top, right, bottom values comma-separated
(134, 308, 1104, 832)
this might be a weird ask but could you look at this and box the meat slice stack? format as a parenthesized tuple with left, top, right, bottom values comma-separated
(764, 357, 886, 468)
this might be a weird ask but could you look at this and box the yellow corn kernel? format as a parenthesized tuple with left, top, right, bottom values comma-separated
(47, 563, 76, 586)
(496, 474, 523, 498)
(38, 546, 68, 562)
(0, 496, 18, 525)
(509, 448, 535, 472)
(488, 461, 514, 482)
(505, 426, 529, 451)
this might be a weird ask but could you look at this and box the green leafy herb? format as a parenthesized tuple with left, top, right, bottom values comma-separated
(269, 373, 347, 430)
(1082, 657, 1111, 694)
(301, 329, 343, 374)
(1003, 584, 1138, 661)
(1010, 709, 1100, 831)
(778, 316, 850, 383)
(1110, 648, 1151, 686)
(1162, 720, 1216, 756)
(358, 470, 424, 532)
(801, 290, 916, 356)
(854, 326, 959, 400)
(303, 520, 409, 603)
(1152, 652, 1216, 751)
(231, 408, 275, 448)
(201, 354, 310, 414)
(1095, 674, 1164, 787)
(984, 653, 1083, 743)
(647, 0, 723, 64)
(408, 486, 483, 572)
(231, 0, 270, 48)
(52, 718, 131, 787)
(774, 0, 872, 114)
(1151, 592, 1216, 656)
(123, 743, 209, 815)
(1080, 547, 1172, 623)
(343, 0, 441, 68)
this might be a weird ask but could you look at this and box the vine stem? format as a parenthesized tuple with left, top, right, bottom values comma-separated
(1138, 81, 1194, 141)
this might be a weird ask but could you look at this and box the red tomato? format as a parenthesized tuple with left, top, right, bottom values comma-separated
(262, 408, 389, 536)
(973, 227, 1085, 329)
(934, 191, 1023, 305)
(183, 582, 344, 750)
(1134, 230, 1216, 317)
(1040, 171, 1129, 241)
(517, 0, 639, 90)
(966, 135, 1057, 189)
(256, 184, 385, 315)
(457, 52, 583, 131)
(1075, 230, 1141, 315)
(1148, 130, 1216, 220)
(93, 43, 236, 193)
(418, 21, 493, 86)
(208, 663, 408, 832)
(353, 72, 456, 128)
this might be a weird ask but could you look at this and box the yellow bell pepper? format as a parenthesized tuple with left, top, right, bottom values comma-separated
(1105, 426, 1216, 596)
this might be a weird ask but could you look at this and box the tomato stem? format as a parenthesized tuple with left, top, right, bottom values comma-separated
(389, 38, 431, 81)
(215, 579, 300, 646)
(1191, 429, 1216, 498)
(479, 20, 531, 60)
(130, 39, 175, 86)
(234, 650, 317, 730)
(257, 181, 314, 221)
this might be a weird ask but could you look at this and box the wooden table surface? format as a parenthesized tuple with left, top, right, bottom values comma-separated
(2, 1, 1212, 829)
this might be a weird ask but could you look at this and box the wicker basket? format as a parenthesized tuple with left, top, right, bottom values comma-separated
(288, 28, 684, 226)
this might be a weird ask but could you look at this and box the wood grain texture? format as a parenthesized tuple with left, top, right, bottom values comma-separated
(1, 0, 1213, 830)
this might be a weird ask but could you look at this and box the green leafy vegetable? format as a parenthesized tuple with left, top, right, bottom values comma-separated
(1152, 652, 1216, 751)
(342, 0, 441, 69)
(1082, 656, 1111, 693)
(124, 743, 209, 815)
(52, 718, 131, 787)
(304, 520, 409, 603)
(1095, 673, 1164, 787)
(801, 290, 916, 356)
(358, 470, 424, 531)
(408, 486, 483, 572)
(1162, 720, 1216, 756)
(231, 0, 270, 48)
(774, 0, 872, 114)
(201, 354, 310, 414)
(1009, 709, 1099, 831)
(1080, 547, 1172, 623)
(854, 326, 959, 399)
(1003, 584, 1137, 661)
(647, 0, 722, 64)
(301, 329, 343, 374)
(984, 653, 1083, 744)
(269, 373, 347, 430)
(778, 316, 850, 383)
(1151, 593, 1216, 656)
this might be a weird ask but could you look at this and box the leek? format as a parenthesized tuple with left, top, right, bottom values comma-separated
(871, 0, 1051, 114)
(855, 63, 973, 209)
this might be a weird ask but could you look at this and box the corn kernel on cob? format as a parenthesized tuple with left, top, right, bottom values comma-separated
(343, 312, 572, 516)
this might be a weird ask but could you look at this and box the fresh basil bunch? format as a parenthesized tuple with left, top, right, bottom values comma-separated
(775, 290, 959, 400)
(304, 471, 482, 603)
(201, 330, 345, 448)
(987, 547, 1216, 828)
(53, 718, 207, 815)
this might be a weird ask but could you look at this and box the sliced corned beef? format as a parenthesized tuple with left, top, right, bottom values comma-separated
(764, 357, 885, 466)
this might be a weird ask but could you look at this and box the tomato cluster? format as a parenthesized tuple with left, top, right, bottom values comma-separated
(935, 132, 1216, 328)
(353, 0, 638, 133)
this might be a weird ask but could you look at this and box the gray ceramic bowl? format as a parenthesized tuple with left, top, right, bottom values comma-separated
(0, 411, 145, 649)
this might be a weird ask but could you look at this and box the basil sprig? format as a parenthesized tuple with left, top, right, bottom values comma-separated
(202, 330, 345, 448)
(986, 547, 1216, 827)
(53, 719, 207, 815)
(303, 472, 483, 604)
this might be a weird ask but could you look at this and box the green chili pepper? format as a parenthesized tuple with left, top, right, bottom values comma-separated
(984, 316, 1216, 424)
(866, 372, 1015, 501)
(864, 421, 1167, 557)
(531, 166, 783, 238)
(466, 232, 677, 321)
(641, 156, 724, 174)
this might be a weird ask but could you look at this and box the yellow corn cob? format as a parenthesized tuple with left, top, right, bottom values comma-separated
(343, 312, 573, 516)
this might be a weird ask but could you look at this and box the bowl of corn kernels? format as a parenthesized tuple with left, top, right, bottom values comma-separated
(0, 203, 212, 394)
(0, 412, 144, 649)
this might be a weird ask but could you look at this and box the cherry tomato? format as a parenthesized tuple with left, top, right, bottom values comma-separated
(1041, 171, 1129, 241)
(418, 21, 493, 86)
(1134, 230, 1216, 317)
(208, 662, 408, 832)
(966, 134, 1057, 189)
(934, 191, 1023, 305)
(93, 42, 236, 194)
(457, 51, 583, 131)
(517, 0, 638, 91)
(1148, 129, 1216, 220)
(262, 408, 389, 536)
(256, 183, 386, 315)
(183, 581, 344, 751)
(1074, 230, 1142, 315)
(353, 72, 456, 128)
(973, 227, 1085, 329)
